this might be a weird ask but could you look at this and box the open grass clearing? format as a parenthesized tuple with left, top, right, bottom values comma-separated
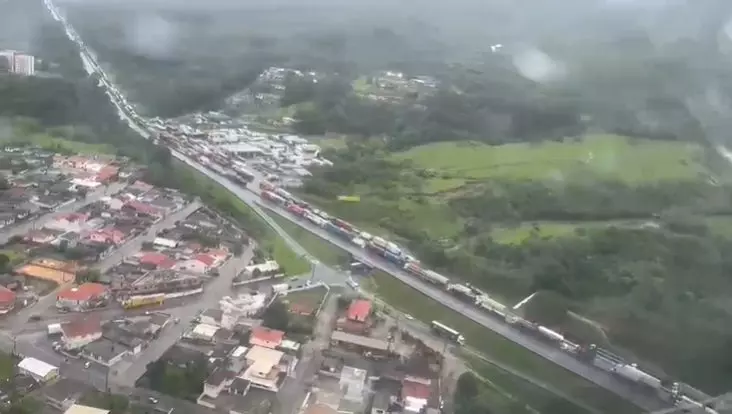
(489, 220, 651, 244)
(283, 286, 328, 311)
(267, 213, 347, 266)
(462, 353, 596, 414)
(176, 160, 310, 276)
(3, 132, 115, 155)
(364, 270, 641, 414)
(394, 134, 713, 193)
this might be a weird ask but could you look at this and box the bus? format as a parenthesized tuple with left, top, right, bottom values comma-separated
(430, 321, 465, 345)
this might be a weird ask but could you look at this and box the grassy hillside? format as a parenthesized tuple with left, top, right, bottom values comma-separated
(302, 133, 732, 392)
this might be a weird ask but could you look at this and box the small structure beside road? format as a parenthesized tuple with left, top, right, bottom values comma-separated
(17, 357, 58, 383)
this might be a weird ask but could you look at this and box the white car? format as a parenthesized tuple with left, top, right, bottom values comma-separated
(148, 397, 159, 404)
(404, 314, 414, 321)
(84, 361, 91, 369)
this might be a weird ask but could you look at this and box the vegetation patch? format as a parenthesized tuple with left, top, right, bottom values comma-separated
(267, 213, 349, 266)
(394, 134, 713, 193)
(364, 270, 638, 414)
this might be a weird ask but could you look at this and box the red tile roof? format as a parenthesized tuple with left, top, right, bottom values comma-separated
(194, 254, 216, 267)
(125, 200, 162, 216)
(140, 252, 173, 267)
(402, 379, 432, 400)
(347, 299, 371, 322)
(55, 213, 89, 223)
(0, 286, 15, 304)
(57, 283, 107, 302)
(62, 316, 102, 339)
(96, 166, 119, 182)
(250, 326, 285, 347)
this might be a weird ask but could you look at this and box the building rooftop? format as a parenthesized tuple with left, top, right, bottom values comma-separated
(347, 300, 371, 322)
(250, 326, 285, 348)
(57, 283, 107, 302)
(331, 331, 389, 352)
(18, 357, 57, 378)
(62, 316, 102, 339)
(63, 404, 110, 414)
(0, 286, 16, 303)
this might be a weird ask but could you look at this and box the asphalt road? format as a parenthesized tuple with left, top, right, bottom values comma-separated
(96, 200, 202, 273)
(47, 10, 669, 410)
(0, 181, 127, 245)
(275, 293, 338, 414)
(110, 247, 254, 388)
(3, 200, 202, 335)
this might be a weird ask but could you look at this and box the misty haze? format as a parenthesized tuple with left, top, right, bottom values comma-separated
(2, 0, 732, 414)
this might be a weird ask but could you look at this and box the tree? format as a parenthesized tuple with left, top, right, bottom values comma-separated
(75, 268, 101, 284)
(262, 299, 290, 331)
(0, 254, 10, 273)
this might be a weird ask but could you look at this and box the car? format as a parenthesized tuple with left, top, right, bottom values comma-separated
(148, 397, 159, 404)
(29, 315, 41, 321)
(404, 314, 414, 321)
(84, 361, 91, 369)
(347, 279, 359, 289)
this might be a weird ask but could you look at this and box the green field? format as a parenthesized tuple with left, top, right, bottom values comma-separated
(489, 220, 649, 244)
(394, 134, 712, 193)
(283, 286, 328, 310)
(182, 162, 310, 276)
(3, 132, 115, 155)
(263, 205, 640, 413)
(268, 213, 346, 266)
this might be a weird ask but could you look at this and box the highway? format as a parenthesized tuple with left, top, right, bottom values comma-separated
(41, 1, 670, 410)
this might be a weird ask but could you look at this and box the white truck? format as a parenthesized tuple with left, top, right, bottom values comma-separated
(47, 323, 62, 336)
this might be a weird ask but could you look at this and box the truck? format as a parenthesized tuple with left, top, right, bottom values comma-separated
(261, 191, 286, 206)
(421, 269, 450, 286)
(47, 323, 62, 336)
(431, 321, 465, 345)
(259, 181, 275, 191)
(537, 326, 564, 342)
(287, 204, 306, 217)
(332, 218, 355, 232)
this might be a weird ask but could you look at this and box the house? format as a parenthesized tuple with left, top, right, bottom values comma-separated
(123, 200, 163, 218)
(95, 166, 118, 183)
(61, 316, 103, 349)
(202, 368, 236, 399)
(17, 357, 58, 382)
(42, 378, 90, 411)
(402, 377, 432, 413)
(348, 300, 371, 323)
(139, 252, 176, 270)
(174, 259, 208, 274)
(64, 404, 110, 414)
(24, 229, 59, 245)
(200, 309, 223, 326)
(337, 300, 373, 335)
(45, 213, 89, 233)
(249, 326, 284, 349)
(0, 286, 16, 314)
(56, 283, 109, 311)
(85, 228, 126, 245)
(242, 345, 288, 391)
(83, 338, 128, 366)
(191, 323, 220, 342)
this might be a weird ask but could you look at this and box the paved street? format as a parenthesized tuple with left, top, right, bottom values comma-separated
(276, 292, 338, 414)
(0, 182, 127, 245)
(96, 200, 202, 273)
(110, 247, 255, 388)
(3, 201, 203, 335)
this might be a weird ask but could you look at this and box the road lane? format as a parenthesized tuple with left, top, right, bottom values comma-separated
(43, 6, 670, 409)
(110, 248, 254, 388)
(0, 181, 127, 245)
